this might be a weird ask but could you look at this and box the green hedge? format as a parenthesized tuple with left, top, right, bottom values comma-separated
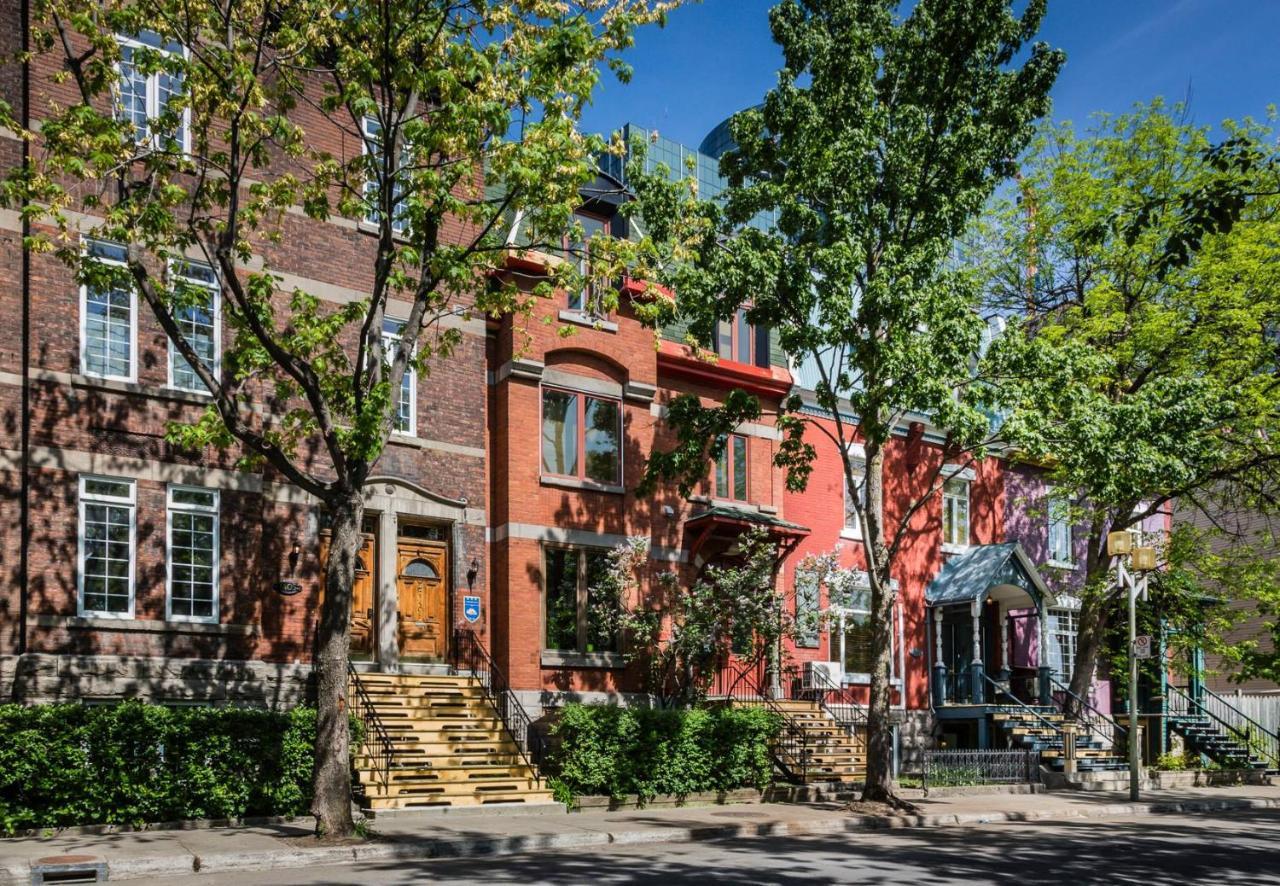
(0, 702, 360, 834)
(546, 704, 781, 801)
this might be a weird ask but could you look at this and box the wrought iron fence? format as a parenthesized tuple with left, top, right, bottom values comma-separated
(922, 749, 1040, 790)
(452, 628, 545, 780)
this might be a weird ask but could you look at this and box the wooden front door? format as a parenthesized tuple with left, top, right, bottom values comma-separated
(319, 528, 377, 657)
(396, 539, 449, 660)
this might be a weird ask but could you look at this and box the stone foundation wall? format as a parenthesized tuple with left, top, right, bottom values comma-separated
(897, 708, 937, 772)
(1, 653, 313, 709)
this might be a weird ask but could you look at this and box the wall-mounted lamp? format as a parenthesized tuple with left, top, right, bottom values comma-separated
(908, 648, 924, 659)
(288, 540, 301, 573)
(467, 557, 480, 590)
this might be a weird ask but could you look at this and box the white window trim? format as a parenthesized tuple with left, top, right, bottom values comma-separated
(77, 475, 137, 619)
(841, 443, 867, 541)
(941, 474, 971, 553)
(165, 485, 221, 624)
(361, 115, 408, 236)
(79, 239, 138, 383)
(1046, 488, 1074, 569)
(114, 32, 191, 155)
(832, 602, 901, 686)
(382, 318, 417, 438)
(165, 259, 221, 393)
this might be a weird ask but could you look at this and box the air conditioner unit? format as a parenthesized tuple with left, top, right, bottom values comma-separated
(803, 661, 843, 690)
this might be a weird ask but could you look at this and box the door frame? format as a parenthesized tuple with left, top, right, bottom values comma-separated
(394, 524, 452, 662)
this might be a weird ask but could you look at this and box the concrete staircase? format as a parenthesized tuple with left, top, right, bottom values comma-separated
(350, 672, 555, 811)
(992, 710, 1128, 773)
(770, 699, 867, 784)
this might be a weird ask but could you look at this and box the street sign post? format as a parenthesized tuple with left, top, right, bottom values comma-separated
(1133, 635, 1153, 659)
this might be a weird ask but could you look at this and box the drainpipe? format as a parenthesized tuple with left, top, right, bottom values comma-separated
(16, 0, 31, 659)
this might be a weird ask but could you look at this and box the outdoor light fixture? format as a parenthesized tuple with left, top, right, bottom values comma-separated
(1132, 546, 1157, 572)
(1107, 530, 1133, 556)
(466, 557, 480, 590)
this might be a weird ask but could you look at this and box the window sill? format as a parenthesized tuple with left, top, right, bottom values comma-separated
(40, 615, 255, 635)
(541, 475, 624, 495)
(356, 219, 411, 243)
(841, 674, 903, 688)
(839, 528, 863, 542)
(540, 650, 626, 669)
(69, 373, 211, 405)
(941, 543, 970, 556)
(1045, 560, 1077, 571)
(558, 310, 618, 333)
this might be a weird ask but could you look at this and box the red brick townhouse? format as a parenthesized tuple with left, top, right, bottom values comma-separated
(487, 163, 801, 719)
(0, 21, 491, 706)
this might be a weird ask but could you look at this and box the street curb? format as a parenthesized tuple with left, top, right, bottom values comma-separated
(5, 796, 1278, 883)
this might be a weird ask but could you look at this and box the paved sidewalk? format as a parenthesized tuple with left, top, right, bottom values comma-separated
(4, 785, 1279, 884)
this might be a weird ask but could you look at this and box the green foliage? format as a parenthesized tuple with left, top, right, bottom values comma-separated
(925, 765, 983, 787)
(0, 704, 357, 833)
(593, 528, 793, 701)
(1154, 751, 1198, 772)
(546, 704, 781, 801)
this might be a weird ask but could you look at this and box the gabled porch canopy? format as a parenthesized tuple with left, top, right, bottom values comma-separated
(926, 542, 1054, 613)
(926, 543, 1057, 709)
(682, 505, 809, 567)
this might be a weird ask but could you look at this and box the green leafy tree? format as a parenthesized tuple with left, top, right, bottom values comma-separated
(6, 0, 677, 836)
(627, 0, 1062, 804)
(981, 102, 1280, 709)
(594, 527, 794, 702)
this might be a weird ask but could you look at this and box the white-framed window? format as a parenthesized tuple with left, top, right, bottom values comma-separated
(841, 445, 867, 540)
(942, 476, 971, 551)
(167, 259, 219, 392)
(1047, 608, 1078, 680)
(830, 586, 898, 682)
(78, 476, 136, 618)
(115, 31, 189, 152)
(566, 211, 608, 313)
(382, 317, 415, 436)
(80, 239, 137, 381)
(1047, 490, 1073, 566)
(166, 486, 220, 622)
(362, 116, 408, 234)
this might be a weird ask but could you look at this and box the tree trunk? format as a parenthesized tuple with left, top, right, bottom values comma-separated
(1066, 524, 1113, 714)
(311, 494, 362, 837)
(860, 438, 901, 805)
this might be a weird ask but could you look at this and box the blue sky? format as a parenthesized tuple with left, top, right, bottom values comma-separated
(579, 0, 1280, 150)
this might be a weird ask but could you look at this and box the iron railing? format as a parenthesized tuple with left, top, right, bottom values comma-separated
(794, 665, 868, 742)
(922, 749, 1040, 790)
(1201, 687, 1280, 770)
(451, 628, 544, 782)
(346, 662, 396, 790)
(1168, 684, 1275, 769)
(1051, 677, 1128, 754)
(981, 673, 1064, 736)
(709, 659, 812, 783)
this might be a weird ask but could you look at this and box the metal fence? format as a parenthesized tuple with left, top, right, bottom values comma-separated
(922, 749, 1041, 790)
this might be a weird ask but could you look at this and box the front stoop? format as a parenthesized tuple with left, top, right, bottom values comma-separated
(350, 673, 557, 811)
(770, 700, 868, 784)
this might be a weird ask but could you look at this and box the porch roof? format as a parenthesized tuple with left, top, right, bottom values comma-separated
(682, 505, 810, 538)
(925, 542, 1053, 610)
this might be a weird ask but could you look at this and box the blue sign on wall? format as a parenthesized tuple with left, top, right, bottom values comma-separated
(463, 595, 481, 623)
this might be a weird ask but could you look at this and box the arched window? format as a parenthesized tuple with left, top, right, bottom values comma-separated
(402, 558, 439, 579)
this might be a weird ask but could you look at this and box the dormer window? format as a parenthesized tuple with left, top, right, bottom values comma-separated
(716, 307, 770, 368)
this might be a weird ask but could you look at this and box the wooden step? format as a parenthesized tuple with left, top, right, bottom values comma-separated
(364, 790, 557, 810)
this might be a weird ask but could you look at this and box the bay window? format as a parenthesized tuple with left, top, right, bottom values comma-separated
(541, 387, 622, 486)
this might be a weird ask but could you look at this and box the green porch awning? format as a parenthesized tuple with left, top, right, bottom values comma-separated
(925, 542, 1053, 610)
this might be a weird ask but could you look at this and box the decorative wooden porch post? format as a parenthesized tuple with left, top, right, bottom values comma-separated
(970, 597, 985, 704)
(998, 604, 1011, 681)
(932, 607, 947, 707)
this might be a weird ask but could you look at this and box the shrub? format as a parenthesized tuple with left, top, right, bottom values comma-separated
(0, 703, 360, 834)
(546, 704, 781, 801)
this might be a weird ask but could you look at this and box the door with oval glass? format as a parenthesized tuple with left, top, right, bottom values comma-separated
(397, 537, 449, 660)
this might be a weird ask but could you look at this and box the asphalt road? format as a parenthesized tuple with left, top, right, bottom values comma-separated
(145, 809, 1280, 885)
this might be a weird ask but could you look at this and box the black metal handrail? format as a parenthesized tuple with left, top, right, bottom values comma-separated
(709, 659, 812, 783)
(1201, 687, 1280, 769)
(347, 662, 396, 790)
(1050, 677, 1127, 753)
(981, 673, 1064, 736)
(1167, 684, 1269, 767)
(451, 628, 543, 784)
(795, 665, 868, 741)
